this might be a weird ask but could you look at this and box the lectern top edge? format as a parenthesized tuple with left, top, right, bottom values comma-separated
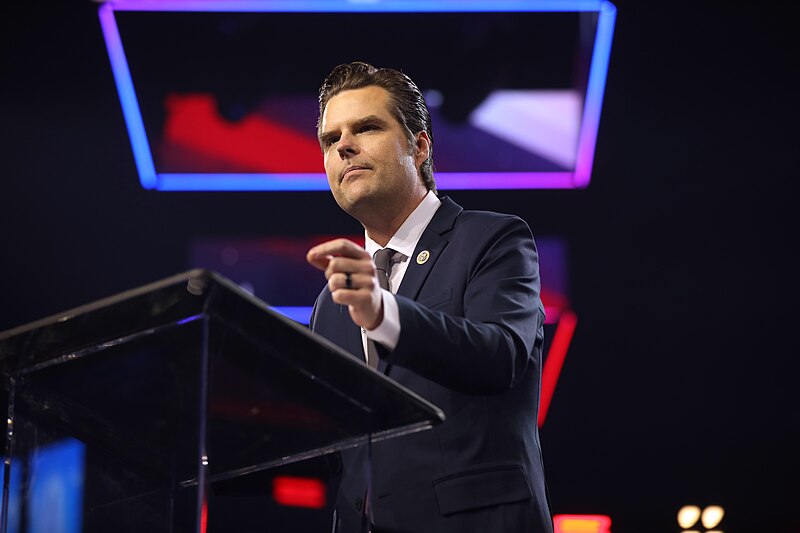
(0, 268, 213, 342)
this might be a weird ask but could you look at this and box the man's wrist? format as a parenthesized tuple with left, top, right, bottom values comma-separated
(365, 290, 401, 350)
(365, 303, 384, 331)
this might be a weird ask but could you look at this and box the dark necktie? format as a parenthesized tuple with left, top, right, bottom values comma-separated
(366, 248, 396, 368)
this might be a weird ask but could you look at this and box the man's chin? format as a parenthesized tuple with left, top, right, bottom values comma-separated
(337, 181, 372, 203)
(334, 187, 382, 217)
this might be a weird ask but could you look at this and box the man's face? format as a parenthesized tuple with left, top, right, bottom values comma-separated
(319, 86, 428, 217)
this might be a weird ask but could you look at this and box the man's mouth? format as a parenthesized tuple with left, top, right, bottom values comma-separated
(342, 165, 370, 181)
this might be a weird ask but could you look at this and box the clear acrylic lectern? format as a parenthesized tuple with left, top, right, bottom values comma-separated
(0, 269, 444, 532)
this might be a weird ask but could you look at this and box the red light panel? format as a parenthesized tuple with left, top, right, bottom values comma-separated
(163, 94, 322, 172)
(538, 309, 578, 427)
(272, 476, 326, 509)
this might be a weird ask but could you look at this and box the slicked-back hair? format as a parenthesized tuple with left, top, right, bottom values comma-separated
(318, 61, 436, 193)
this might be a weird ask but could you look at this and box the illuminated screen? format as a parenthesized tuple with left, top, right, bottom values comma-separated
(99, 1, 616, 190)
(1, 440, 86, 533)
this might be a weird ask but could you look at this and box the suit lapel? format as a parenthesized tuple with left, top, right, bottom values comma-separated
(378, 197, 461, 374)
(396, 196, 462, 302)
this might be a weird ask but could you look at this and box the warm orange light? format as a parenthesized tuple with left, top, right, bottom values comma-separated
(701, 506, 725, 528)
(553, 514, 611, 533)
(677, 504, 725, 531)
(678, 505, 702, 528)
(272, 476, 326, 509)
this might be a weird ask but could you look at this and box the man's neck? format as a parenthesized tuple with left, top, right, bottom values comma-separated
(362, 190, 428, 247)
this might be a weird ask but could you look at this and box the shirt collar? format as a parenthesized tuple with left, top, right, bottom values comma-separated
(365, 190, 442, 259)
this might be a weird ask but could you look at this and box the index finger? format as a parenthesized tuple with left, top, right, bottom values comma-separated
(306, 238, 370, 270)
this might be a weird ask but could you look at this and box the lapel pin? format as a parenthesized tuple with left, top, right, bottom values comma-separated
(416, 250, 430, 265)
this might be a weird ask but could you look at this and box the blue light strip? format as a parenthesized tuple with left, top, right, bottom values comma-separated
(98, 4, 158, 189)
(574, 1, 616, 187)
(99, 0, 616, 191)
(156, 171, 577, 191)
(158, 173, 330, 191)
(270, 306, 313, 324)
(269, 305, 562, 325)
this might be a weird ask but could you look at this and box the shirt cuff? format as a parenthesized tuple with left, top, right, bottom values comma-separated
(366, 289, 400, 350)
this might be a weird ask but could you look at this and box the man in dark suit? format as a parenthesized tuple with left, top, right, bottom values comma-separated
(307, 62, 552, 533)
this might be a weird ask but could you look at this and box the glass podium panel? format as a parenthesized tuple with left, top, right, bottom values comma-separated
(0, 269, 444, 532)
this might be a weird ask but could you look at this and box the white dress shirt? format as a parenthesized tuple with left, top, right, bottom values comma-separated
(361, 190, 442, 361)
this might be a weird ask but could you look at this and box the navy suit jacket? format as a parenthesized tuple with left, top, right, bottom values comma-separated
(310, 196, 552, 533)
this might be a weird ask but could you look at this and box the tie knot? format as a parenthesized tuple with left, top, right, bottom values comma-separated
(373, 248, 396, 271)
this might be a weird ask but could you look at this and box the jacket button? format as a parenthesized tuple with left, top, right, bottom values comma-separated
(355, 497, 363, 511)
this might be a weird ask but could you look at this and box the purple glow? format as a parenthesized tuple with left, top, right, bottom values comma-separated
(270, 306, 314, 324)
(436, 172, 576, 190)
(176, 314, 203, 326)
(106, 1, 611, 13)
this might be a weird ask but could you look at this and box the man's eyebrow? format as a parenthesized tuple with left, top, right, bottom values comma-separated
(353, 115, 389, 128)
(319, 115, 389, 145)
(318, 130, 337, 146)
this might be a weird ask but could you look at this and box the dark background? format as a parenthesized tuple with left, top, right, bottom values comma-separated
(1, 1, 796, 531)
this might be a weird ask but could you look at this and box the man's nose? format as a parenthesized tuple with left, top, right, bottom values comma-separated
(336, 131, 359, 158)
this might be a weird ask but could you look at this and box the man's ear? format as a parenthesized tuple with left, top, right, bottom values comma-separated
(413, 131, 431, 168)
